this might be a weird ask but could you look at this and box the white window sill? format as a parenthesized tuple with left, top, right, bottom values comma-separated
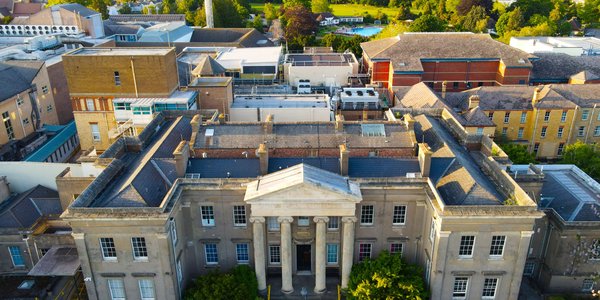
(489, 256, 504, 260)
(134, 258, 149, 262)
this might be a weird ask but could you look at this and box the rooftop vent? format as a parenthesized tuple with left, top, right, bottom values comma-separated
(18, 280, 35, 290)
(361, 124, 386, 137)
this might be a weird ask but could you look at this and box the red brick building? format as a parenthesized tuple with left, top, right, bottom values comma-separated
(361, 33, 534, 95)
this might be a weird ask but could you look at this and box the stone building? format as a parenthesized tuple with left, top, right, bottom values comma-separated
(512, 164, 600, 296)
(0, 60, 61, 161)
(60, 109, 545, 299)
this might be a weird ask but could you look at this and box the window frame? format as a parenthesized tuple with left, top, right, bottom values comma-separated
(358, 243, 372, 262)
(390, 243, 403, 256)
(8, 246, 25, 267)
(458, 235, 475, 258)
(114, 71, 121, 86)
(543, 111, 550, 122)
(90, 123, 101, 142)
(582, 109, 590, 120)
(517, 127, 524, 139)
(138, 279, 155, 300)
(327, 216, 339, 231)
(452, 277, 469, 299)
(561, 111, 567, 122)
(482, 277, 499, 299)
(86, 98, 95, 111)
(267, 217, 280, 232)
(200, 205, 215, 227)
(392, 205, 407, 226)
(503, 112, 510, 124)
(523, 262, 535, 276)
(100, 237, 117, 261)
(594, 126, 600, 137)
(520, 112, 527, 123)
(582, 278, 595, 291)
(298, 216, 310, 227)
(204, 243, 219, 265)
(232, 205, 247, 227)
(236, 243, 249, 264)
(108, 279, 126, 300)
(557, 126, 564, 138)
(269, 245, 281, 264)
(489, 235, 506, 258)
(540, 126, 547, 138)
(131, 237, 148, 261)
(590, 240, 600, 261)
(169, 219, 178, 248)
(360, 205, 374, 225)
(578, 126, 585, 137)
(326, 243, 338, 264)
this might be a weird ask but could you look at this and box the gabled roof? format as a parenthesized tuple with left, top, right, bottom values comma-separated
(361, 33, 533, 72)
(244, 163, 362, 202)
(0, 60, 44, 102)
(0, 185, 61, 229)
(570, 70, 600, 81)
(192, 55, 226, 76)
(461, 106, 495, 126)
(530, 53, 600, 83)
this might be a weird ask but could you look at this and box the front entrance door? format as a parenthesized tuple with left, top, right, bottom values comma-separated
(296, 245, 311, 272)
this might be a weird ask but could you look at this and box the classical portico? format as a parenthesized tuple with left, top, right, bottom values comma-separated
(244, 164, 362, 294)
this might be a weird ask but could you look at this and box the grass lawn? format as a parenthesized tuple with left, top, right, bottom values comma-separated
(250, 2, 418, 17)
(250, 2, 281, 13)
(331, 4, 400, 16)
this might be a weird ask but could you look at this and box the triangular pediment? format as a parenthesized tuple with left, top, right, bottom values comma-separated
(244, 164, 362, 204)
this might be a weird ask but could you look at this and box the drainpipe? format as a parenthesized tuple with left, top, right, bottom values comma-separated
(14, 95, 27, 137)
(584, 103, 596, 144)
(567, 106, 579, 144)
(130, 57, 139, 98)
(530, 107, 540, 152)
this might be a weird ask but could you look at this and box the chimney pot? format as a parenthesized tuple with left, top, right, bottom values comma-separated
(468, 94, 480, 110)
(441, 81, 447, 99)
(264, 114, 274, 134)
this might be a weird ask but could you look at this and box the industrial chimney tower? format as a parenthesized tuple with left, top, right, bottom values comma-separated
(204, 0, 214, 28)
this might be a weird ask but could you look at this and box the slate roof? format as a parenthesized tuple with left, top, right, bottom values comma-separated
(0, 7, 10, 16)
(444, 86, 537, 111)
(540, 170, 600, 222)
(0, 60, 44, 102)
(415, 115, 504, 205)
(25, 121, 77, 162)
(535, 85, 578, 109)
(0, 185, 61, 228)
(108, 14, 186, 22)
(95, 117, 192, 208)
(361, 33, 533, 72)
(530, 53, 600, 83)
(11, 2, 42, 16)
(190, 28, 273, 47)
(103, 22, 143, 36)
(548, 84, 600, 107)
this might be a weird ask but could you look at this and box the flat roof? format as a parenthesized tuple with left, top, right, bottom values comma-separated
(216, 46, 282, 69)
(512, 164, 600, 222)
(114, 91, 196, 106)
(232, 99, 328, 108)
(188, 77, 231, 87)
(285, 53, 356, 66)
(65, 47, 173, 56)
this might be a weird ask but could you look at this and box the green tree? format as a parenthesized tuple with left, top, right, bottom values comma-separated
(184, 265, 258, 300)
(409, 14, 446, 31)
(194, 7, 206, 26)
(495, 7, 524, 36)
(348, 251, 429, 300)
(312, 0, 331, 13)
(142, 4, 156, 14)
(283, 0, 311, 9)
(462, 5, 488, 31)
(283, 4, 317, 49)
(264, 2, 280, 24)
(511, 0, 553, 21)
(339, 35, 369, 57)
(161, 0, 175, 13)
(499, 144, 537, 164)
(118, 3, 132, 14)
(376, 20, 409, 37)
(560, 141, 600, 180)
(251, 15, 264, 32)
(321, 33, 344, 49)
(90, 0, 108, 19)
(577, 0, 600, 24)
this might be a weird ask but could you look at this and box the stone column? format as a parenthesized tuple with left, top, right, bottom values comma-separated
(341, 216, 357, 289)
(314, 216, 329, 293)
(250, 216, 267, 292)
(278, 216, 294, 294)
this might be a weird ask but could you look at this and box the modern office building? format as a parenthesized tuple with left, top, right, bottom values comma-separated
(60, 109, 544, 300)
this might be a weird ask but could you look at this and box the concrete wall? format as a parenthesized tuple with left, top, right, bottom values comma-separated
(284, 64, 355, 87)
(47, 61, 73, 124)
(73, 111, 117, 152)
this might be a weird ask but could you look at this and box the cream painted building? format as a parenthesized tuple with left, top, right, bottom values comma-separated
(59, 110, 546, 300)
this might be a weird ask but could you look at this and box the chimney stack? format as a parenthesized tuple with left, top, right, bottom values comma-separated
(335, 114, 344, 132)
(339, 144, 349, 176)
(468, 94, 480, 110)
(0, 176, 9, 203)
(418, 143, 432, 177)
(218, 113, 225, 124)
(532, 87, 541, 107)
(441, 81, 447, 99)
(173, 141, 190, 178)
(204, 0, 214, 28)
(264, 114, 274, 134)
(257, 143, 269, 175)
(404, 113, 415, 131)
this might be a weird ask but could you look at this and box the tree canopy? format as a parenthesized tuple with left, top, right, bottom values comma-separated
(283, 4, 317, 50)
(312, 0, 332, 13)
(184, 265, 258, 300)
(499, 144, 537, 164)
(560, 141, 600, 181)
(347, 251, 429, 300)
(409, 15, 446, 31)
